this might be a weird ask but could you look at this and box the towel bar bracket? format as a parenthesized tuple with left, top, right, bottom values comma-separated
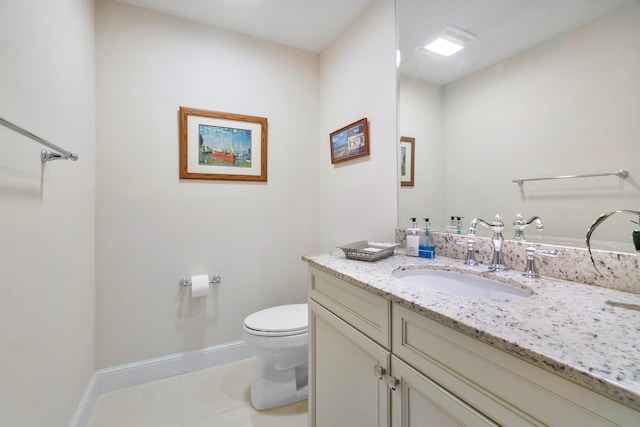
(41, 149, 78, 162)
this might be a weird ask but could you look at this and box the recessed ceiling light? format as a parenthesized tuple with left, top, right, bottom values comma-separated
(420, 26, 476, 57)
(424, 38, 464, 56)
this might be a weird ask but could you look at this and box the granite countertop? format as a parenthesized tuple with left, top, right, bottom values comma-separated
(303, 251, 640, 412)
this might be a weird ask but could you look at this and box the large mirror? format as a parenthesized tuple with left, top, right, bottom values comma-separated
(397, 0, 640, 252)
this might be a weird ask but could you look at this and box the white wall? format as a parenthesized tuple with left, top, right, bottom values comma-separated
(398, 76, 445, 229)
(96, 0, 320, 368)
(0, 0, 96, 426)
(318, 0, 398, 252)
(0, 0, 398, 421)
(441, 3, 640, 244)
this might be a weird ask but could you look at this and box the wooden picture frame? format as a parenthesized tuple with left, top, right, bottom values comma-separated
(400, 136, 415, 187)
(179, 106, 267, 181)
(329, 118, 370, 164)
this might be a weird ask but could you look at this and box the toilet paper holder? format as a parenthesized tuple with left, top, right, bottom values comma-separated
(179, 274, 221, 287)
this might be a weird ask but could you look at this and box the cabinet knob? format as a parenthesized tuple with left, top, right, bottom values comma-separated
(387, 375, 400, 391)
(373, 364, 386, 380)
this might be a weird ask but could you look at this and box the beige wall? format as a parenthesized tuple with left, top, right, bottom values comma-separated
(0, 0, 397, 421)
(95, 0, 322, 368)
(318, 0, 398, 252)
(398, 77, 445, 229)
(0, 0, 96, 426)
(441, 3, 640, 244)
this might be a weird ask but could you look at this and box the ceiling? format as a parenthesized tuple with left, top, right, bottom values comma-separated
(398, 0, 640, 85)
(116, 0, 638, 84)
(115, 0, 374, 53)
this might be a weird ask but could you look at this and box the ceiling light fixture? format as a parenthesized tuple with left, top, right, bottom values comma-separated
(424, 38, 464, 56)
(422, 26, 476, 57)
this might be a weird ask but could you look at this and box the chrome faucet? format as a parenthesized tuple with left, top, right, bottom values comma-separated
(468, 214, 508, 271)
(513, 214, 544, 241)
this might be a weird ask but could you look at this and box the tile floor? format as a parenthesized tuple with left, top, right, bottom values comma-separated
(87, 358, 308, 427)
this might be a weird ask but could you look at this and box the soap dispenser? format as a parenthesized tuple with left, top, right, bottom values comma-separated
(406, 218, 424, 257)
(419, 218, 436, 258)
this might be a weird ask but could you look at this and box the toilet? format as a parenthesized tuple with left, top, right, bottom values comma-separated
(242, 303, 309, 410)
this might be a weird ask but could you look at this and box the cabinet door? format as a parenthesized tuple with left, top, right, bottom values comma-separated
(390, 356, 498, 427)
(309, 299, 390, 427)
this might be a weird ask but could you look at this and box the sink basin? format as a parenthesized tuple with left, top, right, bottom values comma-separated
(393, 269, 531, 300)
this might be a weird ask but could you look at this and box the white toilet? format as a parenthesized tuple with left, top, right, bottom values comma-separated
(242, 303, 309, 410)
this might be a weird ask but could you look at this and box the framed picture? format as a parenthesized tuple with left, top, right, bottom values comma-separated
(400, 136, 415, 187)
(179, 106, 268, 181)
(329, 118, 369, 164)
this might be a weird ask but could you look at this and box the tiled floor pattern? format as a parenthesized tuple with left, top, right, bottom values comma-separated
(87, 358, 308, 427)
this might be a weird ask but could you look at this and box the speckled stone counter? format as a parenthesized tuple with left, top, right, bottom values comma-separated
(396, 229, 640, 294)
(302, 251, 640, 412)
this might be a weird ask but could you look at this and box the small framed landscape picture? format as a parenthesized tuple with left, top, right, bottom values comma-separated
(329, 118, 369, 164)
(400, 136, 414, 187)
(179, 106, 268, 181)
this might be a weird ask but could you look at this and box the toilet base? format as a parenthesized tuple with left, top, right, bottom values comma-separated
(250, 359, 308, 410)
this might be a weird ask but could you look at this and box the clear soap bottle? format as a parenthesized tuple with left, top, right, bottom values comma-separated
(406, 218, 424, 256)
(423, 218, 431, 246)
(421, 218, 436, 258)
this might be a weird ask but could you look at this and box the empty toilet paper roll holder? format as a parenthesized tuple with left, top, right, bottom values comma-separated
(179, 275, 222, 287)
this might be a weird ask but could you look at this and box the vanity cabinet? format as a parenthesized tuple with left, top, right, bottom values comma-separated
(308, 267, 391, 427)
(309, 300, 389, 426)
(392, 303, 639, 426)
(309, 267, 492, 426)
(308, 267, 639, 426)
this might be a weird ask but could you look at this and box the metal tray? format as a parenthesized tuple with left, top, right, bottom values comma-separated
(337, 241, 400, 262)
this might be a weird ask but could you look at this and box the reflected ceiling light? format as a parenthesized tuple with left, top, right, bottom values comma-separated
(424, 38, 464, 56)
(422, 26, 476, 57)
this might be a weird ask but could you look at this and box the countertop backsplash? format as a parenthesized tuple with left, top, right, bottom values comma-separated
(396, 229, 640, 294)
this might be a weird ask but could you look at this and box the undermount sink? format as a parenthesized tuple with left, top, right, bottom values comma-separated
(393, 269, 532, 300)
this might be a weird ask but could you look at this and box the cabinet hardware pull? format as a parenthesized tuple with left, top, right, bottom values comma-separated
(373, 365, 386, 380)
(387, 375, 400, 391)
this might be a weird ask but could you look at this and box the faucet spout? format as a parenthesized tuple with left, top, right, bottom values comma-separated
(468, 214, 508, 272)
(513, 214, 544, 241)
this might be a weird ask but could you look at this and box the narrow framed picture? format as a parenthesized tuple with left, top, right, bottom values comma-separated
(179, 106, 268, 181)
(400, 136, 415, 187)
(329, 118, 369, 164)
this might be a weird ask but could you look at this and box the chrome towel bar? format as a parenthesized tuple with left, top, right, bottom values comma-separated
(0, 116, 78, 162)
(512, 169, 628, 185)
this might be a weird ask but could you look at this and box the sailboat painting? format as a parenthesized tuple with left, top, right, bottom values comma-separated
(198, 124, 252, 168)
(179, 106, 268, 181)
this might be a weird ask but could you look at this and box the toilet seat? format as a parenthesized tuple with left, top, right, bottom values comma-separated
(244, 304, 308, 337)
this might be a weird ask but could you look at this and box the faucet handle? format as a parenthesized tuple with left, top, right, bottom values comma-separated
(455, 239, 478, 266)
(523, 247, 558, 278)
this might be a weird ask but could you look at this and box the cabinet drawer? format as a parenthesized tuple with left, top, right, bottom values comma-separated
(309, 267, 390, 349)
(393, 303, 640, 426)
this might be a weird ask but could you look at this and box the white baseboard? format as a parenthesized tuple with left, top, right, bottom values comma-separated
(69, 372, 98, 427)
(70, 340, 251, 427)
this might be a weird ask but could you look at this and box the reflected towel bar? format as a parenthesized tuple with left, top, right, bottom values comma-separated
(0, 116, 78, 162)
(512, 170, 628, 185)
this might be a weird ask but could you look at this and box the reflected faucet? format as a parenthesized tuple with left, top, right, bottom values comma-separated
(468, 214, 508, 272)
(513, 214, 544, 241)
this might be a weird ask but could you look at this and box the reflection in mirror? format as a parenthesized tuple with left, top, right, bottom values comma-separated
(397, 0, 640, 252)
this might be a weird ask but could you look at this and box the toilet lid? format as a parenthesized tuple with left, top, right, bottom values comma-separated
(244, 303, 308, 334)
